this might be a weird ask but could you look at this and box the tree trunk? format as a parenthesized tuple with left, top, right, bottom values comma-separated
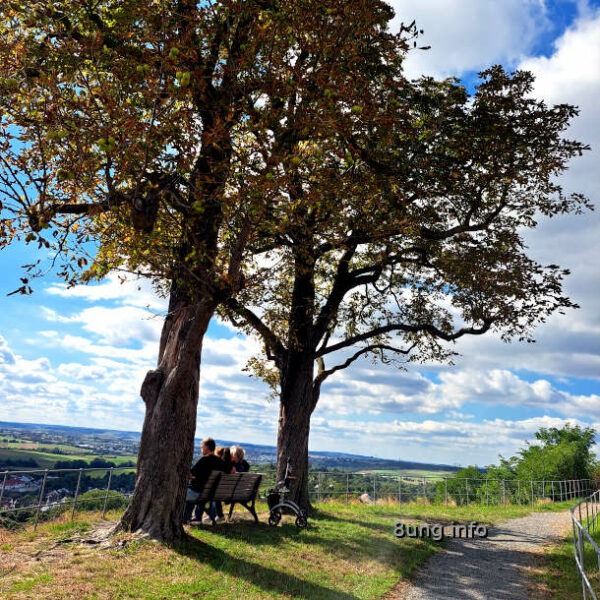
(116, 290, 217, 542)
(276, 354, 318, 512)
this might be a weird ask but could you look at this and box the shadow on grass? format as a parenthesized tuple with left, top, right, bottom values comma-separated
(186, 518, 309, 547)
(173, 534, 359, 599)
(188, 507, 440, 580)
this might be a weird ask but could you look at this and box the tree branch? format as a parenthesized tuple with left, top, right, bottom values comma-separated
(224, 298, 286, 362)
(316, 318, 494, 358)
(315, 343, 414, 385)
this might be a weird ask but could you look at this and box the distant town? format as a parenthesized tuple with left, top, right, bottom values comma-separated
(0, 420, 458, 473)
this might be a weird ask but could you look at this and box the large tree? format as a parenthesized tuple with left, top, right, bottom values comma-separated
(0, 0, 297, 541)
(225, 64, 590, 507)
(0, 0, 429, 539)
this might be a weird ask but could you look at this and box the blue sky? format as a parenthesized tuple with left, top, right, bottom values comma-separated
(1, 0, 599, 466)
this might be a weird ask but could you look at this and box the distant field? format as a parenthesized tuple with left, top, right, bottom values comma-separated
(0, 446, 137, 470)
(0, 441, 87, 454)
(371, 469, 450, 479)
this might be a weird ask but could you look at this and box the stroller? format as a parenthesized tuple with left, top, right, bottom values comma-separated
(267, 460, 308, 529)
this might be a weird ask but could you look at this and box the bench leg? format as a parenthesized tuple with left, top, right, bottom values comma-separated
(242, 500, 259, 524)
(226, 501, 258, 523)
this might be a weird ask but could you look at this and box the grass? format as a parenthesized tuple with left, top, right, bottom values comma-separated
(531, 523, 600, 599)
(0, 499, 577, 599)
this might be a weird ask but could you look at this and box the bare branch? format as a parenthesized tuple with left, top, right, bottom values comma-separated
(315, 343, 414, 385)
(317, 318, 494, 358)
(224, 298, 286, 361)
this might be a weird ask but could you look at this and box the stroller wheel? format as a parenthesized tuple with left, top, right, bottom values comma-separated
(268, 509, 282, 526)
(295, 515, 308, 529)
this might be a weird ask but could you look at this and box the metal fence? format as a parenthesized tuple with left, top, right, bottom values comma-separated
(0, 466, 133, 530)
(571, 489, 600, 599)
(1, 466, 593, 531)
(257, 470, 592, 506)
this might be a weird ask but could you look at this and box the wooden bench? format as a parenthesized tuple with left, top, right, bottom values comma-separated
(193, 472, 262, 525)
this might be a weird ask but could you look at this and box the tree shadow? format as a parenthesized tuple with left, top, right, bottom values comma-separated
(203, 508, 440, 574)
(173, 534, 360, 599)
(186, 518, 310, 547)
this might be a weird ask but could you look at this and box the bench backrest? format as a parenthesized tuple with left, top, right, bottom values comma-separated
(213, 473, 262, 503)
(196, 470, 222, 503)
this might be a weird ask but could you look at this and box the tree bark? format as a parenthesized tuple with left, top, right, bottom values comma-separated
(276, 353, 318, 512)
(116, 288, 217, 542)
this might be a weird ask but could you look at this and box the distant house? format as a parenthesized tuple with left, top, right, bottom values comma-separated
(2, 475, 39, 492)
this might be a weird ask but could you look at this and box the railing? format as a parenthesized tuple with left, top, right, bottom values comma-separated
(571, 489, 600, 599)
(0, 466, 134, 530)
(1, 466, 593, 531)
(257, 470, 592, 506)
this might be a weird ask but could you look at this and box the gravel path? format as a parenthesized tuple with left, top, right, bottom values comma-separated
(398, 510, 572, 600)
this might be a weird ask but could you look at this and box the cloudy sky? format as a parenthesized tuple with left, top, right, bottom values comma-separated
(1, 0, 599, 467)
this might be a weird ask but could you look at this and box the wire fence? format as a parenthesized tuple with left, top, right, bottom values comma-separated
(291, 471, 592, 506)
(571, 489, 600, 599)
(0, 466, 594, 531)
(234, 470, 592, 506)
(0, 466, 134, 530)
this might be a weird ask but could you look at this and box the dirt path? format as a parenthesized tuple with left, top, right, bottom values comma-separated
(391, 511, 572, 600)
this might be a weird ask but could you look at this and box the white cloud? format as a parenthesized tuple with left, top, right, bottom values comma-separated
(309, 415, 588, 465)
(390, 0, 552, 78)
(45, 273, 167, 312)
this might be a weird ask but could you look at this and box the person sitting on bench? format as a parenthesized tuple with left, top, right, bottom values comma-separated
(230, 445, 250, 473)
(183, 437, 226, 524)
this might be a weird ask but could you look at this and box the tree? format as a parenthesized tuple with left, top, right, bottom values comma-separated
(0, 0, 319, 540)
(225, 67, 590, 507)
(515, 424, 597, 481)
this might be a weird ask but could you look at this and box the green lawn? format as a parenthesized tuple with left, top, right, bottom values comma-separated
(0, 500, 578, 599)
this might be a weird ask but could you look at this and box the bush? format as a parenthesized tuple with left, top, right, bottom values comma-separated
(76, 490, 128, 512)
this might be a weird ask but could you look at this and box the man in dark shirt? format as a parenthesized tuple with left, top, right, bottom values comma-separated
(183, 437, 226, 523)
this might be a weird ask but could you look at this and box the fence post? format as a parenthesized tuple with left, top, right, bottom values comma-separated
(373, 474, 377, 503)
(346, 473, 349, 504)
(502, 479, 506, 505)
(542, 480, 545, 500)
(530, 481, 534, 507)
(485, 479, 489, 507)
(465, 479, 469, 506)
(398, 476, 402, 505)
(101, 468, 114, 518)
(422, 477, 427, 503)
(586, 497, 589, 530)
(444, 478, 448, 506)
(34, 469, 49, 531)
(71, 468, 84, 521)
(517, 480, 521, 505)
(0, 471, 8, 508)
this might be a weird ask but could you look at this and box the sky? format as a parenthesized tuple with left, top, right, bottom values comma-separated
(1, 0, 599, 467)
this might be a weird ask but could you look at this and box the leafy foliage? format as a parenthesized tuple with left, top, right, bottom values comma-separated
(515, 424, 597, 481)
(441, 424, 598, 505)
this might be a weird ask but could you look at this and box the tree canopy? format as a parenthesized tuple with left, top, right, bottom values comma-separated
(516, 424, 597, 481)
(223, 63, 590, 505)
